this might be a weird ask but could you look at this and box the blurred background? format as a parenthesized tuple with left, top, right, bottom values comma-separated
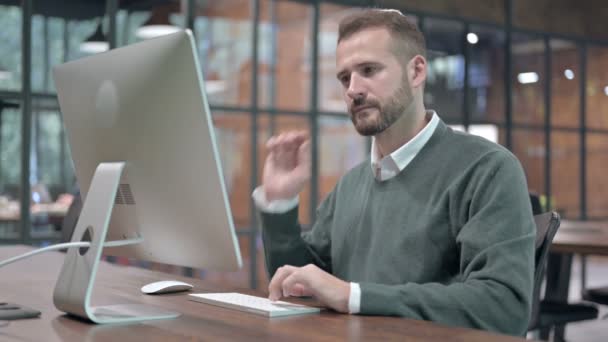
(1, 4, 608, 336)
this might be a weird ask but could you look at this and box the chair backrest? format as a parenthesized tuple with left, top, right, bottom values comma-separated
(528, 211, 561, 330)
(529, 192, 543, 215)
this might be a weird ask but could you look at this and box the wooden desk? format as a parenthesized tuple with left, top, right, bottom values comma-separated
(0, 245, 525, 341)
(551, 219, 608, 256)
(546, 220, 608, 300)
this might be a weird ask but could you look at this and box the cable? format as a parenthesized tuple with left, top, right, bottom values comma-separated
(0, 237, 143, 269)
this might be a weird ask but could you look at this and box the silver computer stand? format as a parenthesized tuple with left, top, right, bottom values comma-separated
(53, 162, 179, 324)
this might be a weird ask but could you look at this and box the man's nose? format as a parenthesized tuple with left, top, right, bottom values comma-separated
(346, 74, 366, 100)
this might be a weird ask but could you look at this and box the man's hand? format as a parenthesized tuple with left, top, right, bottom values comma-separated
(262, 131, 311, 201)
(268, 264, 351, 313)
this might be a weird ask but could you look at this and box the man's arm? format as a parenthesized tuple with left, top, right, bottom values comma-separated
(358, 152, 535, 336)
(255, 130, 356, 312)
(253, 130, 324, 275)
(258, 189, 336, 277)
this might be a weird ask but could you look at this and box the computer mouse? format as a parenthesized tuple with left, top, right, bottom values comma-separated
(141, 280, 193, 294)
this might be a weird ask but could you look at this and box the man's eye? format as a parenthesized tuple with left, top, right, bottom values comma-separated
(340, 76, 350, 86)
(363, 66, 375, 75)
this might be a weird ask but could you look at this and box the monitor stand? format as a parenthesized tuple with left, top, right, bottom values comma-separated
(53, 162, 180, 324)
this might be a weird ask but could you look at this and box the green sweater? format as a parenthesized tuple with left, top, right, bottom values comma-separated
(259, 120, 535, 336)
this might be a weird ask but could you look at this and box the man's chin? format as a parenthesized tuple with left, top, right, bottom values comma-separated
(350, 109, 385, 136)
(353, 122, 383, 136)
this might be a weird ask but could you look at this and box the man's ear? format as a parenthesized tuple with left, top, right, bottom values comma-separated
(408, 55, 426, 88)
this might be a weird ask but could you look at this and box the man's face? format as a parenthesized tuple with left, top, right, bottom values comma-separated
(336, 28, 413, 136)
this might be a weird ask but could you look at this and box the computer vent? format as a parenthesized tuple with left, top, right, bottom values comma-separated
(114, 183, 136, 205)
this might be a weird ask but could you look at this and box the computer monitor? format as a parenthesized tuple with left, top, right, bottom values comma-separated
(52, 29, 242, 324)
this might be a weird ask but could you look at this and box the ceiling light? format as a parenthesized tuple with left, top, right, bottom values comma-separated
(564, 69, 574, 80)
(466, 33, 479, 45)
(80, 22, 109, 54)
(136, 9, 180, 40)
(517, 72, 539, 84)
(605, 86, 608, 96)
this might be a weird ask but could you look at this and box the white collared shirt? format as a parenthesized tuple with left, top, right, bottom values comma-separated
(253, 110, 440, 314)
(370, 110, 439, 181)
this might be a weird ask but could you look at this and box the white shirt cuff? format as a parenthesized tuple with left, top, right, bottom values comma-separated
(252, 186, 299, 214)
(348, 282, 361, 314)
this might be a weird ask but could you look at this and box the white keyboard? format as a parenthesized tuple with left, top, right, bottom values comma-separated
(189, 292, 320, 318)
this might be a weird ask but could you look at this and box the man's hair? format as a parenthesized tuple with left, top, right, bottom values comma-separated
(338, 9, 426, 61)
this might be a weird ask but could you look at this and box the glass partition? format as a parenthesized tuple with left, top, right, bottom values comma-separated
(512, 128, 546, 195)
(512, 33, 545, 126)
(194, 0, 251, 107)
(468, 25, 505, 124)
(424, 18, 465, 123)
(550, 39, 580, 128)
(0, 4, 21, 92)
(0, 105, 21, 239)
(258, 0, 311, 111)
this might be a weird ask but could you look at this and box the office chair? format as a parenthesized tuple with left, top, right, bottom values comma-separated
(527, 211, 599, 340)
(582, 287, 608, 320)
(574, 220, 608, 318)
(529, 192, 543, 217)
(580, 259, 608, 318)
(535, 299, 599, 341)
(528, 211, 562, 332)
(582, 286, 608, 305)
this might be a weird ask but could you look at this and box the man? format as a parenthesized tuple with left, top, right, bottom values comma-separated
(252, 8, 535, 336)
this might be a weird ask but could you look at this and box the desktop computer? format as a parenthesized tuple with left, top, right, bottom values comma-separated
(52, 29, 242, 324)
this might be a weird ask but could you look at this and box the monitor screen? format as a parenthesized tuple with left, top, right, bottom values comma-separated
(53, 30, 242, 272)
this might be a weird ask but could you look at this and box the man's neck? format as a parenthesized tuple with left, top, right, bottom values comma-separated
(375, 109, 430, 158)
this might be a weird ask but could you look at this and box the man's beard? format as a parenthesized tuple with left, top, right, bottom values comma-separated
(349, 83, 413, 136)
